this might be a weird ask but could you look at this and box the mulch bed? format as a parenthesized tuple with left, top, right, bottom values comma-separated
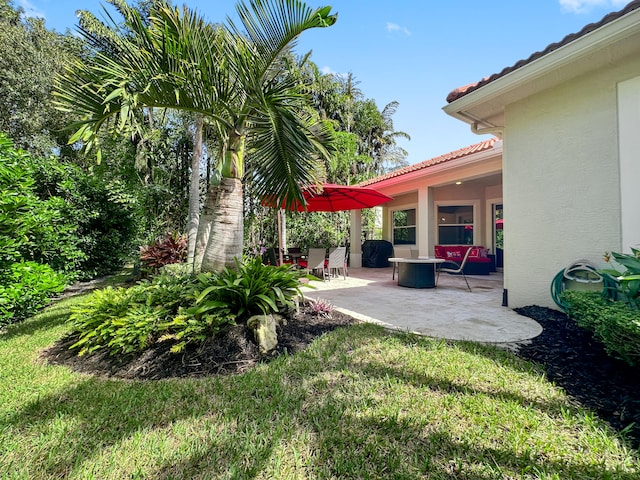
(42, 301, 640, 449)
(42, 303, 359, 380)
(514, 305, 640, 450)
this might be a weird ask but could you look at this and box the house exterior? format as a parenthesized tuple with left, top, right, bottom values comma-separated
(352, 1, 640, 309)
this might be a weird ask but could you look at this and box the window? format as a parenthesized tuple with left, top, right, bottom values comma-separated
(393, 209, 416, 245)
(438, 205, 474, 245)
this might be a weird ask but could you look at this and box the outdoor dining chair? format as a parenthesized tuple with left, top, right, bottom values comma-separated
(435, 246, 473, 291)
(306, 248, 327, 280)
(327, 246, 347, 280)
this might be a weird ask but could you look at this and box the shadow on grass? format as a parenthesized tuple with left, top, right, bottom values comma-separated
(4, 324, 638, 478)
(0, 298, 79, 341)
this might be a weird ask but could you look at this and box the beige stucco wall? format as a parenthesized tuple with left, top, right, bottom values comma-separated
(503, 59, 640, 308)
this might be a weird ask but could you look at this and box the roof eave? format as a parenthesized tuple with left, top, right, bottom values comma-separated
(362, 141, 502, 191)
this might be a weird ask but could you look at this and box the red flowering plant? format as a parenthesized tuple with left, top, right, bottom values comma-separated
(139, 232, 187, 274)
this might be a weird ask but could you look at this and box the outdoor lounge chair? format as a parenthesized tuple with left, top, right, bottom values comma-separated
(306, 248, 327, 279)
(435, 246, 473, 291)
(327, 246, 347, 280)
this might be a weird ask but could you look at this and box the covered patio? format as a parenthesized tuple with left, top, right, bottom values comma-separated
(303, 267, 541, 345)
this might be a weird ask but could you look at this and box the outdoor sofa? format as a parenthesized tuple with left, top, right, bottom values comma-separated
(434, 245, 494, 275)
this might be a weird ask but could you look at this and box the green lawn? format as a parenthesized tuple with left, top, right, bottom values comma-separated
(1, 292, 639, 479)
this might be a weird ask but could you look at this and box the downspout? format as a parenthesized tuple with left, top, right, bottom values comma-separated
(471, 121, 504, 137)
(456, 111, 505, 137)
(460, 111, 506, 305)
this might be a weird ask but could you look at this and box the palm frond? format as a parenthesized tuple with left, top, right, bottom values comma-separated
(246, 73, 332, 208)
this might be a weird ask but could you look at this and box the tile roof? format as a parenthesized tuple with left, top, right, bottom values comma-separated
(358, 137, 500, 187)
(446, 0, 640, 103)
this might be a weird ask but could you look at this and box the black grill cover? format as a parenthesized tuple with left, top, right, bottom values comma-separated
(362, 240, 393, 268)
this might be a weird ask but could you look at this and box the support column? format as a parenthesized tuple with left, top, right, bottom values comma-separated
(417, 186, 435, 256)
(350, 209, 363, 267)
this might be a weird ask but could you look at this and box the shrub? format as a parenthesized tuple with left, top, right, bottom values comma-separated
(562, 290, 640, 366)
(193, 258, 305, 320)
(30, 159, 139, 279)
(69, 273, 198, 356)
(139, 232, 187, 274)
(0, 261, 66, 326)
(1, 134, 139, 281)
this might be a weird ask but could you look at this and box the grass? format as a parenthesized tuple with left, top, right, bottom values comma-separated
(1, 291, 639, 479)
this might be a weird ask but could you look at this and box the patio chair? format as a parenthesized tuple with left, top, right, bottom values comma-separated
(435, 246, 472, 291)
(306, 248, 327, 279)
(327, 246, 347, 280)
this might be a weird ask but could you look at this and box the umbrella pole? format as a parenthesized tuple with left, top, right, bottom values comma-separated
(282, 211, 287, 255)
(277, 209, 284, 266)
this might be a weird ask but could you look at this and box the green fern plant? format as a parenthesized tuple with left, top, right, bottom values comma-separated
(68, 273, 198, 356)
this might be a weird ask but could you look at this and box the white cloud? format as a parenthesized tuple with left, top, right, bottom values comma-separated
(386, 22, 411, 36)
(321, 66, 349, 79)
(559, 0, 629, 14)
(18, 0, 46, 20)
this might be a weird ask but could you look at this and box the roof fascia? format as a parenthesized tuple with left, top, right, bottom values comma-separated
(368, 143, 502, 190)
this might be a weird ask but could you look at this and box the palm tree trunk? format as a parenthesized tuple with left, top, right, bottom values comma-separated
(186, 114, 203, 268)
(200, 177, 244, 272)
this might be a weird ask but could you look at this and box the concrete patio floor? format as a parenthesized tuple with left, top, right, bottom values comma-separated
(303, 267, 543, 345)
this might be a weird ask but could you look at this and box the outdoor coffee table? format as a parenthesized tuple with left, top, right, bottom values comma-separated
(388, 257, 445, 288)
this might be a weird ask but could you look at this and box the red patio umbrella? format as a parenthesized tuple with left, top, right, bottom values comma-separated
(262, 183, 393, 265)
(262, 183, 393, 212)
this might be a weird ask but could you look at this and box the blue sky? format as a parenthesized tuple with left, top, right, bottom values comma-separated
(19, 0, 630, 164)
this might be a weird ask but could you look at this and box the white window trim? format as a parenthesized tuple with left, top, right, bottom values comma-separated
(390, 204, 418, 246)
(435, 200, 480, 245)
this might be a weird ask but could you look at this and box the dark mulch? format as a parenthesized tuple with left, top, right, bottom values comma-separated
(42, 303, 358, 381)
(515, 305, 640, 450)
(42, 301, 640, 449)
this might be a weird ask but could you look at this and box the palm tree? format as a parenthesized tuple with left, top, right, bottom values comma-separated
(54, 0, 337, 272)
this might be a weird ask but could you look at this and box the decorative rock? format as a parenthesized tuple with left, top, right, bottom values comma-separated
(247, 314, 279, 354)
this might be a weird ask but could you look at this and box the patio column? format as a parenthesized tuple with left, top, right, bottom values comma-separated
(350, 209, 362, 267)
(417, 186, 435, 256)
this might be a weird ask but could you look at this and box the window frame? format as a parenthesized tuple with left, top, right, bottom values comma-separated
(435, 201, 479, 245)
(391, 207, 417, 246)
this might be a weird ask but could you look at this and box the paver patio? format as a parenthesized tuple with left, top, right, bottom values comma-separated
(305, 267, 542, 344)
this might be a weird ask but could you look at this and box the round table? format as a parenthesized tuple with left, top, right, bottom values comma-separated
(388, 257, 445, 288)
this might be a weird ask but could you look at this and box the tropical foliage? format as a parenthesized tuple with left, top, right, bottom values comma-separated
(0, 133, 139, 324)
(54, 0, 338, 272)
(68, 259, 305, 356)
(1, 0, 408, 323)
(139, 232, 188, 275)
(602, 248, 640, 308)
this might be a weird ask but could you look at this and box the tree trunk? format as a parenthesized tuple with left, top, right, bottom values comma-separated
(186, 115, 204, 268)
(193, 182, 216, 271)
(200, 177, 244, 272)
